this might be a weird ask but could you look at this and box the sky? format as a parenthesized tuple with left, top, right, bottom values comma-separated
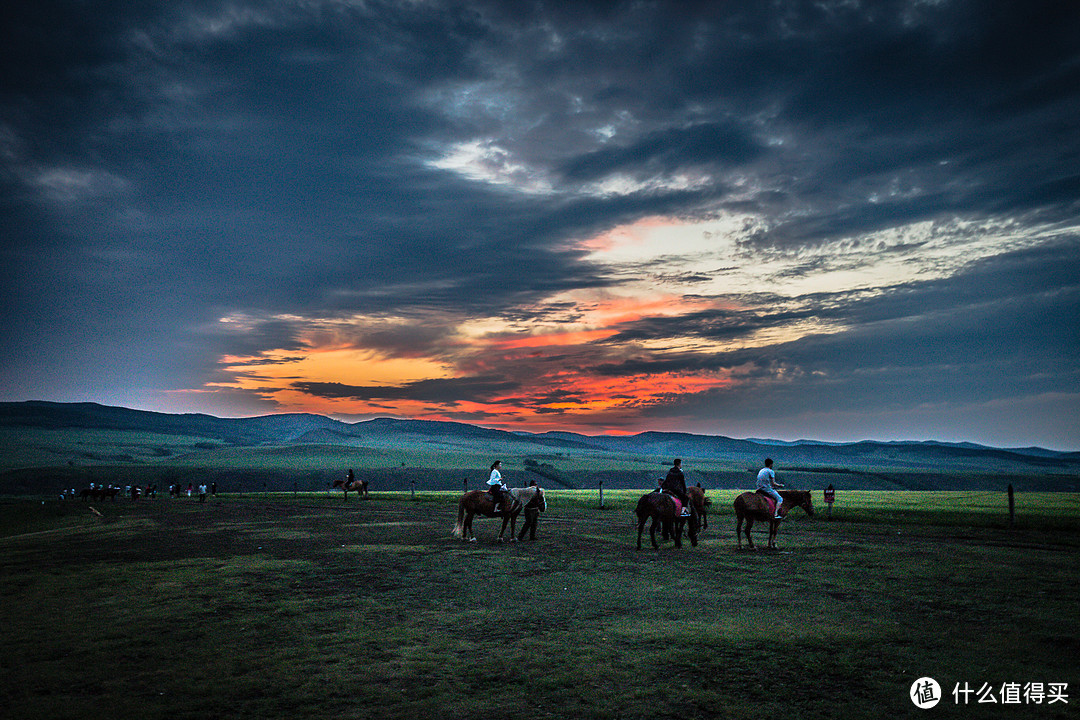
(2, 1, 1078, 449)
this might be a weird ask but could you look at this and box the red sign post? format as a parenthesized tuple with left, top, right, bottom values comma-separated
(824, 485, 835, 520)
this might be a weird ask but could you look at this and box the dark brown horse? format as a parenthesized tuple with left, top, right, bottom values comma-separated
(453, 486, 545, 542)
(635, 492, 699, 550)
(332, 477, 369, 499)
(733, 489, 815, 550)
(687, 485, 711, 530)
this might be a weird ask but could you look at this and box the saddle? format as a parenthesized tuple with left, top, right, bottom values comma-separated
(755, 489, 779, 516)
(664, 492, 692, 517)
(487, 490, 516, 514)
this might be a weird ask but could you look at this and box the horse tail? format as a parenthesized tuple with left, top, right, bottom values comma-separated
(452, 496, 466, 538)
(732, 493, 747, 519)
(634, 494, 651, 518)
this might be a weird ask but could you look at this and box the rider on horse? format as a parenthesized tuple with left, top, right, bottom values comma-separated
(756, 458, 785, 520)
(660, 458, 691, 516)
(486, 460, 509, 512)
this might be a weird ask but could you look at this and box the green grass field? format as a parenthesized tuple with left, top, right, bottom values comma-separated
(2, 490, 1078, 719)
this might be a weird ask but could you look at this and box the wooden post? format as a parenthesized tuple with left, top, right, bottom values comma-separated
(1008, 484, 1015, 528)
(463, 477, 468, 493)
(598, 481, 604, 509)
(410, 480, 416, 501)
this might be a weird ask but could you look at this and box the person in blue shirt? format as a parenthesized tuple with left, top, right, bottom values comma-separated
(756, 458, 785, 519)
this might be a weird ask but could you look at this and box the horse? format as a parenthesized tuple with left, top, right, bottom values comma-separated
(452, 486, 545, 542)
(332, 477, 369, 500)
(635, 491, 699, 550)
(733, 489, 815, 550)
(688, 484, 711, 530)
(80, 486, 120, 501)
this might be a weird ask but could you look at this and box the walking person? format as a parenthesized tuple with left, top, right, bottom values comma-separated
(517, 480, 542, 541)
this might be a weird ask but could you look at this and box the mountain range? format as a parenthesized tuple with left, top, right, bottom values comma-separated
(3, 401, 1078, 478)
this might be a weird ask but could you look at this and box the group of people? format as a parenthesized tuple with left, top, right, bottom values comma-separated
(65, 482, 217, 502)
(169, 482, 215, 500)
(487, 456, 787, 521)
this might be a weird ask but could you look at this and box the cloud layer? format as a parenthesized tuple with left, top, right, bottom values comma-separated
(2, 1, 1078, 447)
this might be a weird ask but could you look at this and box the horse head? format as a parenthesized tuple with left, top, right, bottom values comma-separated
(797, 490, 815, 517)
(532, 487, 547, 512)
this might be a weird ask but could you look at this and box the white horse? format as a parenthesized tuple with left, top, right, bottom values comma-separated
(452, 486, 546, 541)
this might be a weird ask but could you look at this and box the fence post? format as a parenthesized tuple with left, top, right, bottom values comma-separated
(598, 481, 604, 509)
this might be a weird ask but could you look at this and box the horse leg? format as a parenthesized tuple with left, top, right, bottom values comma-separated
(637, 514, 647, 550)
(508, 511, 520, 541)
(649, 517, 661, 549)
(769, 520, 778, 550)
(736, 514, 743, 549)
(673, 518, 683, 548)
(744, 518, 755, 549)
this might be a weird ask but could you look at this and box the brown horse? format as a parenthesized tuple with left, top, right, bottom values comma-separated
(332, 477, 369, 499)
(733, 489, 815, 550)
(635, 492, 699, 550)
(687, 485, 711, 530)
(453, 486, 545, 542)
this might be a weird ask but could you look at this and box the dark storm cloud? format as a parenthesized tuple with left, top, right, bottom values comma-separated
(560, 121, 766, 182)
(294, 376, 520, 404)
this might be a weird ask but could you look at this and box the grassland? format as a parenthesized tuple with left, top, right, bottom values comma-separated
(2, 489, 1078, 719)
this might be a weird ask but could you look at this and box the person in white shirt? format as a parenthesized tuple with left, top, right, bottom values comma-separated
(756, 458, 784, 520)
(486, 460, 508, 511)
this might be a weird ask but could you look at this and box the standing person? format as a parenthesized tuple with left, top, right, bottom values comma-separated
(198, 483, 208, 503)
(486, 460, 508, 512)
(756, 458, 785, 520)
(661, 458, 690, 512)
(517, 480, 542, 541)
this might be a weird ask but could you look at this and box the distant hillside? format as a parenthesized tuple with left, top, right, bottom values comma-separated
(0, 401, 343, 445)
(1, 401, 1078, 493)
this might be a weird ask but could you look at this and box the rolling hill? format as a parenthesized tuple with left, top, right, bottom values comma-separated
(1, 401, 1078, 493)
